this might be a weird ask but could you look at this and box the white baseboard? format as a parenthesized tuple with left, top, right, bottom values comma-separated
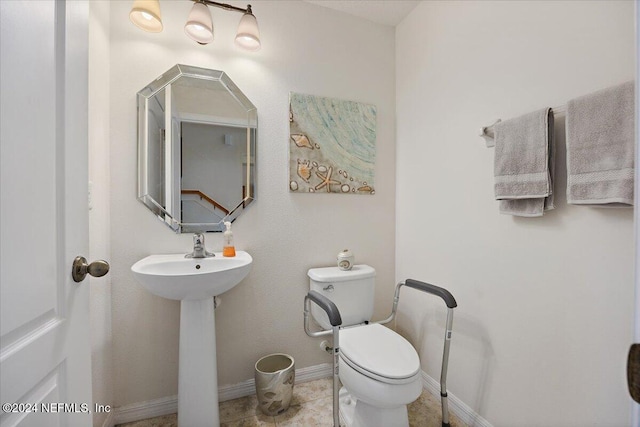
(113, 395, 178, 425)
(99, 411, 115, 427)
(421, 371, 493, 427)
(113, 363, 333, 425)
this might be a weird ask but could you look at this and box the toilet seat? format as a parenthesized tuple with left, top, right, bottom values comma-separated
(339, 324, 420, 385)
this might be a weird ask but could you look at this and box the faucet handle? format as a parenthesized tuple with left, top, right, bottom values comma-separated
(185, 233, 214, 258)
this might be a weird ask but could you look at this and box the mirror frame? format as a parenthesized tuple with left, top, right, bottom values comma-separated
(137, 64, 257, 233)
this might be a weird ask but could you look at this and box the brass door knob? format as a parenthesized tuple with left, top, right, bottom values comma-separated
(72, 256, 110, 283)
(628, 344, 640, 403)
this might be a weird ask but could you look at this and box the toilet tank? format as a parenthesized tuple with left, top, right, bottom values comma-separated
(308, 265, 376, 330)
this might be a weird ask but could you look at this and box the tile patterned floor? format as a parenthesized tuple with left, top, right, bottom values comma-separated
(116, 378, 467, 427)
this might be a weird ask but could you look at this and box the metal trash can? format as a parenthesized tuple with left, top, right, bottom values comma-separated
(255, 353, 295, 416)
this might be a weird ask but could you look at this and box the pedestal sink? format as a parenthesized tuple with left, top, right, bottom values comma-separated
(131, 251, 252, 426)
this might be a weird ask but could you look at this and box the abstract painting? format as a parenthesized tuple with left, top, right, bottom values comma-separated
(289, 92, 376, 194)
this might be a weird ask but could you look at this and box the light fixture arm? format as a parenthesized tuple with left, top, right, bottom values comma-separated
(194, 0, 253, 15)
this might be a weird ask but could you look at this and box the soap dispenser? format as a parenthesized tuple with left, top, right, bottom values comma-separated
(223, 221, 236, 257)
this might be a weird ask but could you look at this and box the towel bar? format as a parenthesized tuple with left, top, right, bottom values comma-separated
(480, 104, 566, 143)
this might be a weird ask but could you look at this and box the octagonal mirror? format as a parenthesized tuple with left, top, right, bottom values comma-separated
(137, 65, 257, 233)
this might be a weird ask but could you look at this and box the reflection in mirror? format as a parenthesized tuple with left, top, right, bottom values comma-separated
(137, 65, 257, 233)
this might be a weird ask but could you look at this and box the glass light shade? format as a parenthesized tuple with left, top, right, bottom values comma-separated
(184, 2, 214, 45)
(235, 12, 261, 51)
(130, 0, 163, 33)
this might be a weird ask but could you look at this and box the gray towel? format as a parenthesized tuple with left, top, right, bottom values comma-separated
(494, 108, 555, 217)
(566, 81, 635, 206)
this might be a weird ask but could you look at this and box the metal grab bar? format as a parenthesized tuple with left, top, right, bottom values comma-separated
(377, 279, 457, 325)
(376, 280, 456, 427)
(304, 291, 341, 427)
(306, 291, 342, 328)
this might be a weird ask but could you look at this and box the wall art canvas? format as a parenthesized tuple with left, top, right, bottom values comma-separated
(289, 92, 377, 194)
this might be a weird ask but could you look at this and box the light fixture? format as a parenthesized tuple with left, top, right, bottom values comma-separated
(235, 5, 260, 51)
(184, 1, 214, 45)
(129, 0, 163, 33)
(129, 0, 261, 51)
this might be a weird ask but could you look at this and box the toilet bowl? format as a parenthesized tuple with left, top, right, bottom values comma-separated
(337, 323, 422, 427)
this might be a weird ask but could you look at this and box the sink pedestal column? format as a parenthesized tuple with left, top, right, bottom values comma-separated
(178, 298, 219, 426)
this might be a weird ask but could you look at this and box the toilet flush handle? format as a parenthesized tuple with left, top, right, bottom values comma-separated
(323, 285, 334, 292)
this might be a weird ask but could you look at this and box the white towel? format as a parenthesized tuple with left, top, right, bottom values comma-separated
(566, 81, 635, 206)
(494, 108, 555, 217)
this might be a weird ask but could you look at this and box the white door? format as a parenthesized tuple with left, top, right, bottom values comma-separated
(0, 1, 93, 426)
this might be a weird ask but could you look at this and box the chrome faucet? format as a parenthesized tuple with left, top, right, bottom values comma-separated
(185, 233, 215, 258)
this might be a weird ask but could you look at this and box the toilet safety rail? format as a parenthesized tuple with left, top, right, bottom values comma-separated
(304, 291, 342, 427)
(303, 279, 457, 427)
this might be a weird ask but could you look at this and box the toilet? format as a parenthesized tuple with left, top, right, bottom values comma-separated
(308, 265, 423, 427)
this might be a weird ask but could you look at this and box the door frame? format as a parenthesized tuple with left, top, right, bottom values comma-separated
(633, 2, 640, 425)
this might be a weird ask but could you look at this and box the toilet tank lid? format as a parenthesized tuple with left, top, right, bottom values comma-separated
(308, 265, 376, 283)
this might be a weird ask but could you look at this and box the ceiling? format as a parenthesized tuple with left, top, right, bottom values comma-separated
(303, 0, 420, 27)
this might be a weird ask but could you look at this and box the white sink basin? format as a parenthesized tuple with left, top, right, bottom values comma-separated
(131, 251, 252, 300)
